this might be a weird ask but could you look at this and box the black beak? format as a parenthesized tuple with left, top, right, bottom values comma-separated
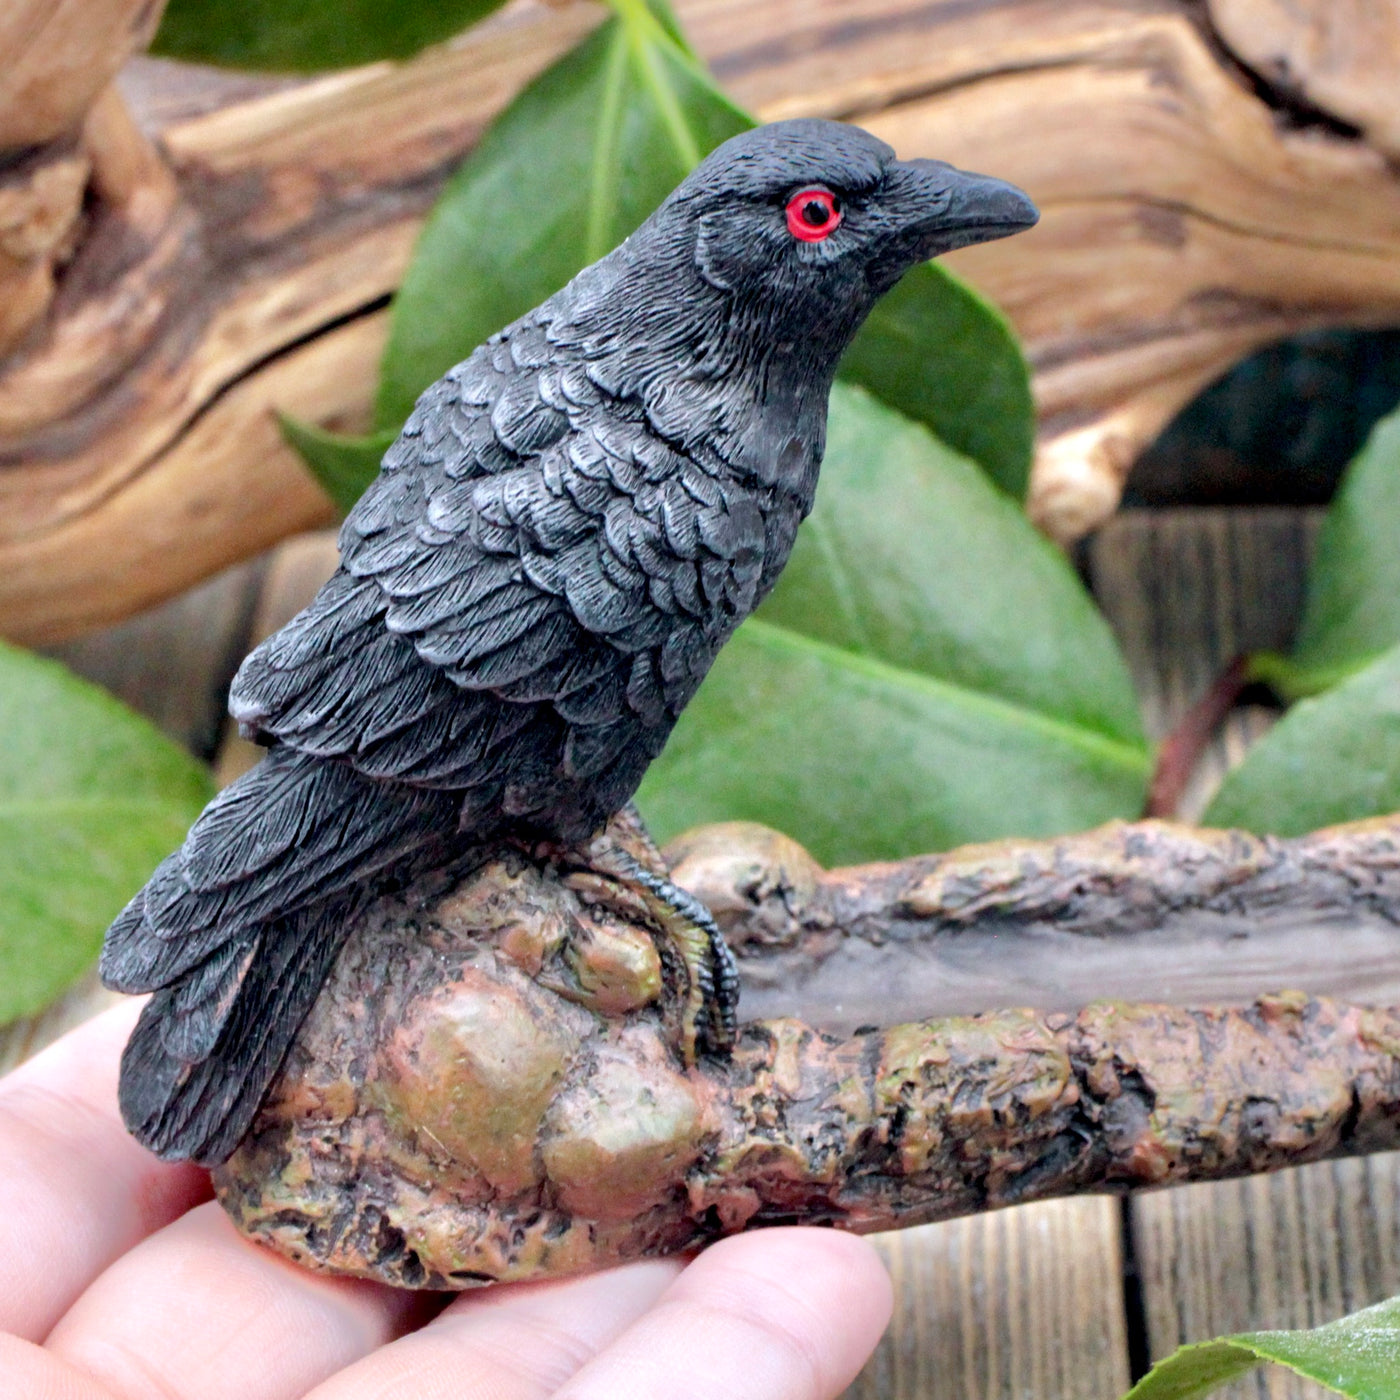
(888, 157, 1039, 258)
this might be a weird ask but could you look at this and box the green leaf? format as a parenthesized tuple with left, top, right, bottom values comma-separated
(375, 0, 753, 430)
(152, 0, 510, 72)
(839, 263, 1034, 498)
(0, 644, 213, 1024)
(1212, 402, 1400, 834)
(1204, 641, 1400, 836)
(636, 384, 1150, 864)
(1123, 1293, 1400, 1400)
(1259, 404, 1400, 699)
(280, 416, 397, 515)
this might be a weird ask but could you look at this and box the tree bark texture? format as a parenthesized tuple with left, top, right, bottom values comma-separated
(4, 0, 1400, 642)
(214, 814, 1400, 1289)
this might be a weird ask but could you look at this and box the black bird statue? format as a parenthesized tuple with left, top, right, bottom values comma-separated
(101, 119, 1038, 1164)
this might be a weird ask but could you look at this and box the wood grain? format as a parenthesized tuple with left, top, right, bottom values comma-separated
(0, 0, 164, 147)
(1, 312, 378, 640)
(1132, 1159, 1400, 1399)
(1088, 507, 1319, 818)
(6, 1, 1400, 640)
(1092, 508, 1400, 1397)
(0, 3, 170, 354)
(846, 1200, 1130, 1400)
(43, 552, 265, 759)
(1209, 0, 1400, 158)
(0, 0, 600, 540)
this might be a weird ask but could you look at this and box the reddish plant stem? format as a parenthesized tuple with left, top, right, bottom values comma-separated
(1144, 653, 1250, 818)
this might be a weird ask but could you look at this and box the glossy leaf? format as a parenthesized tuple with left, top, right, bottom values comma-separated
(280, 416, 397, 515)
(1123, 1293, 1400, 1400)
(375, 0, 753, 429)
(1204, 642, 1400, 837)
(152, 0, 510, 72)
(840, 263, 1034, 498)
(0, 644, 212, 1023)
(636, 385, 1150, 865)
(1252, 405, 1400, 699)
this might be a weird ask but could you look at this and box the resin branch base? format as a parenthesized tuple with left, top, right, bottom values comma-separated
(213, 817, 1400, 1289)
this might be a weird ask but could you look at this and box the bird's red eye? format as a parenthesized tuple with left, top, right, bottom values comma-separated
(785, 187, 842, 242)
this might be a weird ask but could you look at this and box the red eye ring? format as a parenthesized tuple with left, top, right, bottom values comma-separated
(785, 187, 842, 242)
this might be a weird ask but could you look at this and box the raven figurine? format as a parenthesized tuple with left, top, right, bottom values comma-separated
(101, 118, 1037, 1164)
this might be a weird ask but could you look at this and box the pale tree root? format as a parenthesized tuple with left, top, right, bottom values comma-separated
(212, 814, 1400, 1289)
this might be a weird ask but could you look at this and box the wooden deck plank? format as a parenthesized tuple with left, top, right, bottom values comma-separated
(1132, 1161, 1400, 1400)
(848, 1199, 1131, 1400)
(42, 554, 266, 761)
(1091, 508, 1400, 1398)
(1087, 506, 1317, 814)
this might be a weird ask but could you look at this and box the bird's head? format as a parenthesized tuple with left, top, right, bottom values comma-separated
(556, 119, 1038, 470)
(649, 118, 1038, 358)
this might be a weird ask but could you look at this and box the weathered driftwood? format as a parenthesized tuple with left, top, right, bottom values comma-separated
(1208, 0, 1400, 159)
(5, 0, 1400, 642)
(214, 814, 1400, 1288)
(0, 1, 166, 355)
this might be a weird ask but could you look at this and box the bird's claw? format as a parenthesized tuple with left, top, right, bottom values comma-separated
(561, 816, 739, 1064)
(608, 856, 739, 1061)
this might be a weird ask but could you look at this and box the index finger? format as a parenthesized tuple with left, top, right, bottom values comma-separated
(0, 999, 210, 1341)
(553, 1229, 893, 1400)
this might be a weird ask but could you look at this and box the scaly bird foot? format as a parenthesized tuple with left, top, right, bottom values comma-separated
(562, 806, 738, 1064)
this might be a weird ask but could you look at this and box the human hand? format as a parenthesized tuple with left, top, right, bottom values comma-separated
(0, 1001, 892, 1400)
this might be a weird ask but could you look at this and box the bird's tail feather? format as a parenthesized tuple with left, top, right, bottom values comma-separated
(118, 898, 358, 1164)
(101, 745, 461, 1164)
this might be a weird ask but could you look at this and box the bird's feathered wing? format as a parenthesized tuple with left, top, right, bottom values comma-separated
(234, 310, 769, 834)
(104, 305, 771, 1163)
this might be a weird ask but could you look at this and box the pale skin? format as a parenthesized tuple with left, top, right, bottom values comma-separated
(0, 1001, 893, 1400)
